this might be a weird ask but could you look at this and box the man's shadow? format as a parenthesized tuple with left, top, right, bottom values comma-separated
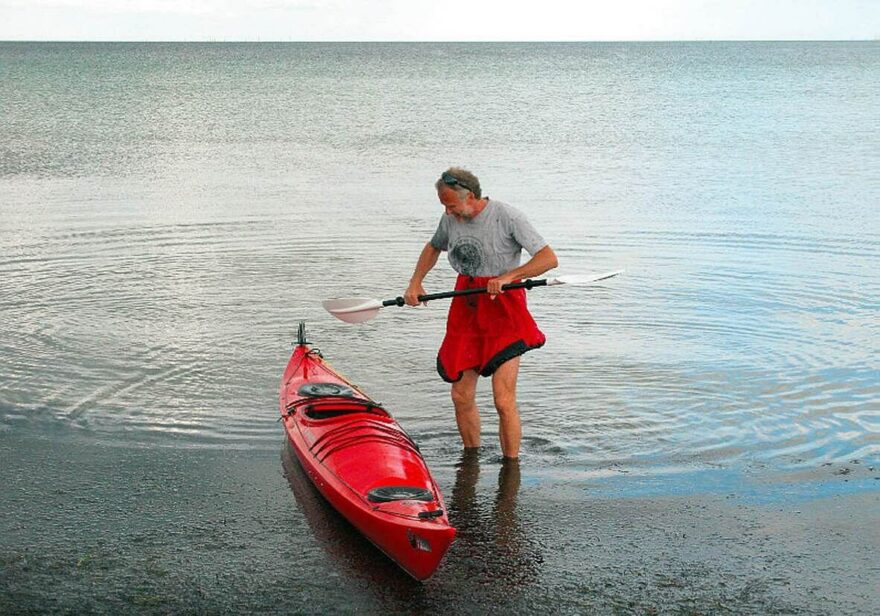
(448, 449, 544, 586)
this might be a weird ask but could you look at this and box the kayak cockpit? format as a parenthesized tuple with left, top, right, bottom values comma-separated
(284, 398, 390, 421)
(304, 403, 389, 420)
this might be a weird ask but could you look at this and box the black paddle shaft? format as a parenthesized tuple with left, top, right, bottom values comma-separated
(383, 278, 549, 307)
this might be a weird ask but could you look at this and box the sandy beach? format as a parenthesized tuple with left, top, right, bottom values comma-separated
(2, 435, 877, 614)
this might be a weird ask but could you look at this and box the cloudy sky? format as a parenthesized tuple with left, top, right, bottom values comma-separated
(1, 0, 878, 41)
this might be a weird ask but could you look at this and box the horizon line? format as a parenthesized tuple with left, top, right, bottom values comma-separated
(1, 38, 877, 44)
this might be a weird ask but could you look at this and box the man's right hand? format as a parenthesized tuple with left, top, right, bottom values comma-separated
(404, 281, 426, 306)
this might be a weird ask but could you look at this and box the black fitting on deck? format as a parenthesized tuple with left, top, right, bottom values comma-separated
(297, 322, 309, 346)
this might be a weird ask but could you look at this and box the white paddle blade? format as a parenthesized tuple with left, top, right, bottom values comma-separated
(322, 298, 383, 324)
(547, 270, 625, 286)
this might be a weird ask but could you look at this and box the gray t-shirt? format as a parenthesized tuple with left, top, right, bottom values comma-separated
(430, 199, 547, 277)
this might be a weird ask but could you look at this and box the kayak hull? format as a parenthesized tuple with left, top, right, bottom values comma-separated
(279, 343, 455, 580)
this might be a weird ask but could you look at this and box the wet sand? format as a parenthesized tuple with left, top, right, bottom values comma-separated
(1, 435, 877, 615)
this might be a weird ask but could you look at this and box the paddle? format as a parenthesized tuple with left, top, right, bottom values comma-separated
(323, 270, 624, 324)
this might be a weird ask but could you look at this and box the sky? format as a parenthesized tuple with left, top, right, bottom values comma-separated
(1, 0, 878, 41)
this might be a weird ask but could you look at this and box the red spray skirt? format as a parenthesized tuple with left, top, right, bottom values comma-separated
(437, 275, 546, 383)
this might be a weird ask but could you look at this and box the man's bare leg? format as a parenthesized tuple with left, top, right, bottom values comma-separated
(451, 369, 481, 448)
(492, 357, 522, 459)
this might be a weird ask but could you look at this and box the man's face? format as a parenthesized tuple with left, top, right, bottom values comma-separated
(438, 186, 473, 221)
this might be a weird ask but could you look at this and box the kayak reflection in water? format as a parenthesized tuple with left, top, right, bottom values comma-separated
(449, 449, 543, 586)
(404, 168, 558, 459)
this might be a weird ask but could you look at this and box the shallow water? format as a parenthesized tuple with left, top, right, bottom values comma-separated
(1, 42, 879, 613)
(2, 42, 877, 475)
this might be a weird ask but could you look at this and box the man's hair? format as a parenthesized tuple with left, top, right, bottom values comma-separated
(435, 167, 482, 199)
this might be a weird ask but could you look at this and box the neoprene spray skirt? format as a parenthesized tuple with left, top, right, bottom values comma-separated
(437, 275, 546, 382)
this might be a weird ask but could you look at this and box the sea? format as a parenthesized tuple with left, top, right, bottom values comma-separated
(1, 42, 878, 613)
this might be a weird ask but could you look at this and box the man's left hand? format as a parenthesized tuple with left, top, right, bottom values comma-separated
(487, 274, 516, 299)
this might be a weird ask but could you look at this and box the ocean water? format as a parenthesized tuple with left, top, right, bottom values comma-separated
(3, 42, 877, 473)
(2, 41, 879, 614)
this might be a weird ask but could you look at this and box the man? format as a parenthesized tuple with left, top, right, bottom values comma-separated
(404, 168, 558, 459)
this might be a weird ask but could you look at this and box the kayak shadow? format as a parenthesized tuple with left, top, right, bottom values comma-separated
(447, 449, 544, 587)
(280, 441, 422, 590)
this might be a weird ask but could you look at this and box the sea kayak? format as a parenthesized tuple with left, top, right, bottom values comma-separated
(279, 324, 456, 580)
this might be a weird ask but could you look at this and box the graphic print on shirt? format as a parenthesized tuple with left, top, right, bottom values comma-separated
(449, 236, 485, 277)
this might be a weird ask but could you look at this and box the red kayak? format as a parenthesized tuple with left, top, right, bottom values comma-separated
(279, 325, 456, 580)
